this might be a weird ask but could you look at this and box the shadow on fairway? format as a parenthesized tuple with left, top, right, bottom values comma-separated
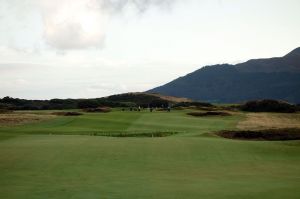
(90, 131, 180, 137)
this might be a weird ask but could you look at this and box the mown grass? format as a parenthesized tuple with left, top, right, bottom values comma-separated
(0, 109, 300, 199)
(0, 110, 241, 136)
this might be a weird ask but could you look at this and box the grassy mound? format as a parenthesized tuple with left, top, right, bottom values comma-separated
(216, 128, 300, 141)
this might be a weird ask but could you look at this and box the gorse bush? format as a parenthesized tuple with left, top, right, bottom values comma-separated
(240, 99, 297, 113)
(172, 101, 213, 108)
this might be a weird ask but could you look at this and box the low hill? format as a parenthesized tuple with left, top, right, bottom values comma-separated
(102, 92, 192, 107)
(0, 93, 192, 110)
(105, 92, 191, 103)
(148, 47, 300, 103)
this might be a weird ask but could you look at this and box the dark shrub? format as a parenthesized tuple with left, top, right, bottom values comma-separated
(83, 107, 111, 113)
(0, 109, 13, 114)
(52, 112, 83, 116)
(78, 99, 99, 109)
(297, 104, 300, 111)
(241, 99, 297, 113)
(173, 101, 213, 108)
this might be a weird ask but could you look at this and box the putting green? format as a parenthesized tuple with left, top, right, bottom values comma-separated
(0, 110, 299, 199)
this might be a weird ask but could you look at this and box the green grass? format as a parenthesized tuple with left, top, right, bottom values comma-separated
(0, 110, 300, 199)
(0, 110, 240, 136)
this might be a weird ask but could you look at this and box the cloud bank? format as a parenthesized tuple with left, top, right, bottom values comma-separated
(39, 0, 176, 50)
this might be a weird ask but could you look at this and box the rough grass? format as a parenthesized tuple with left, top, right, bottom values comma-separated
(0, 113, 56, 126)
(147, 92, 192, 103)
(237, 113, 300, 130)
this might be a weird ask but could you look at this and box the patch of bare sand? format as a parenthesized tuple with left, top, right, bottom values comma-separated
(237, 113, 300, 130)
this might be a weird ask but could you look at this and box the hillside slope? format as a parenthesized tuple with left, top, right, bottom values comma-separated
(148, 48, 300, 103)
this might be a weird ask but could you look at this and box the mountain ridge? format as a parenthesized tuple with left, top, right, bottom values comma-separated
(148, 47, 300, 103)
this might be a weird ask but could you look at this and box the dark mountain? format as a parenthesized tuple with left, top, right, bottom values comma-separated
(148, 48, 300, 103)
(236, 47, 300, 73)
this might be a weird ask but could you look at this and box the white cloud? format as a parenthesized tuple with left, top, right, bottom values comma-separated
(40, 0, 108, 50)
(88, 83, 128, 93)
(102, 0, 176, 13)
(38, 0, 177, 50)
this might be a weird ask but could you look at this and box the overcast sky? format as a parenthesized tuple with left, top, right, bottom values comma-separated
(1, 0, 300, 99)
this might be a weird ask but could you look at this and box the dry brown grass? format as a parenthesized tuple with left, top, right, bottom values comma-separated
(237, 112, 300, 130)
(150, 94, 192, 103)
(134, 92, 192, 103)
(0, 113, 56, 126)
